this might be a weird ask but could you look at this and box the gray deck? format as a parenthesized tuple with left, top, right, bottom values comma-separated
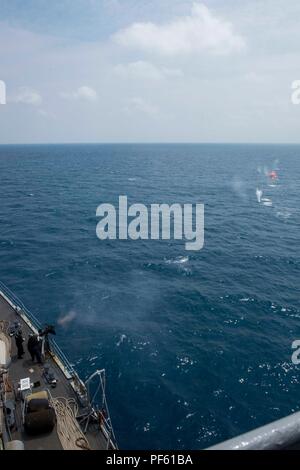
(0, 294, 110, 450)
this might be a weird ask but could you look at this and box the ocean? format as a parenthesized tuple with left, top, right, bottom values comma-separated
(0, 143, 299, 449)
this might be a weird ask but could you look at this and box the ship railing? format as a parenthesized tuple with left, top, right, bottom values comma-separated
(0, 280, 118, 449)
(84, 369, 118, 449)
(208, 410, 300, 450)
(0, 280, 76, 379)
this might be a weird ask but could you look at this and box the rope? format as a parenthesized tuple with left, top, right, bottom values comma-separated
(0, 320, 9, 335)
(50, 396, 91, 451)
(3, 374, 13, 393)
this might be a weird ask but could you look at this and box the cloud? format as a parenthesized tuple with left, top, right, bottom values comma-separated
(37, 109, 56, 119)
(113, 3, 245, 56)
(11, 87, 42, 106)
(243, 72, 266, 83)
(1, 1, 300, 144)
(125, 97, 159, 116)
(60, 85, 98, 102)
(114, 61, 183, 80)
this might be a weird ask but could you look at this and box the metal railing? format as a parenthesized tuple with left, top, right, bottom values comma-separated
(0, 280, 77, 379)
(208, 410, 300, 450)
(0, 280, 118, 449)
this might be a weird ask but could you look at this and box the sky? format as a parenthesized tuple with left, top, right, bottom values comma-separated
(0, 0, 300, 144)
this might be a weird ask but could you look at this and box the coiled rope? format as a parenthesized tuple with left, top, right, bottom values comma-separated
(50, 396, 91, 451)
(0, 320, 9, 335)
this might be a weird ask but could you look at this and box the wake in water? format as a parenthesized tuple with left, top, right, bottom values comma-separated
(261, 198, 273, 207)
(165, 256, 189, 265)
(256, 162, 282, 210)
(256, 188, 272, 206)
(256, 166, 297, 222)
(276, 209, 293, 220)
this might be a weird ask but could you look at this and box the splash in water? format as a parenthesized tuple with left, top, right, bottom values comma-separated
(116, 334, 127, 347)
(256, 189, 263, 203)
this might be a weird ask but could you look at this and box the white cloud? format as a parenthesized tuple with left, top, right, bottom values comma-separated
(11, 87, 42, 106)
(37, 109, 56, 119)
(125, 97, 159, 116)
(113, 3, 245, 56)
(2, 2, 300, 144)
(76, 86, 98, 101)
(243, 72, 266, 83)
(60, 85, 98, 102)
(114, 61, 183, 80)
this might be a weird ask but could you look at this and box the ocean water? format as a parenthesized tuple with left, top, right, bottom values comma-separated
(0, 143, 299, 450)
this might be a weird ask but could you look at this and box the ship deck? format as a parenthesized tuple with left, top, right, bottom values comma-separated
(0, 294, 110, 450)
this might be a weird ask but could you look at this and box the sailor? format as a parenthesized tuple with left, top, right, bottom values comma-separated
(27, 334, 36, 361)
(27, 334, 43, 364)
(15, 329, 25, 359)
(37, 329, 44, 363)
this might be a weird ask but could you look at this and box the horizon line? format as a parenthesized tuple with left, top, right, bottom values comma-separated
(1, 141, 300, 146)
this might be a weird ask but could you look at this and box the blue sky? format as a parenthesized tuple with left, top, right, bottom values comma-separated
(0, 0, 203, 39)
(0, 0, 300, 143)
